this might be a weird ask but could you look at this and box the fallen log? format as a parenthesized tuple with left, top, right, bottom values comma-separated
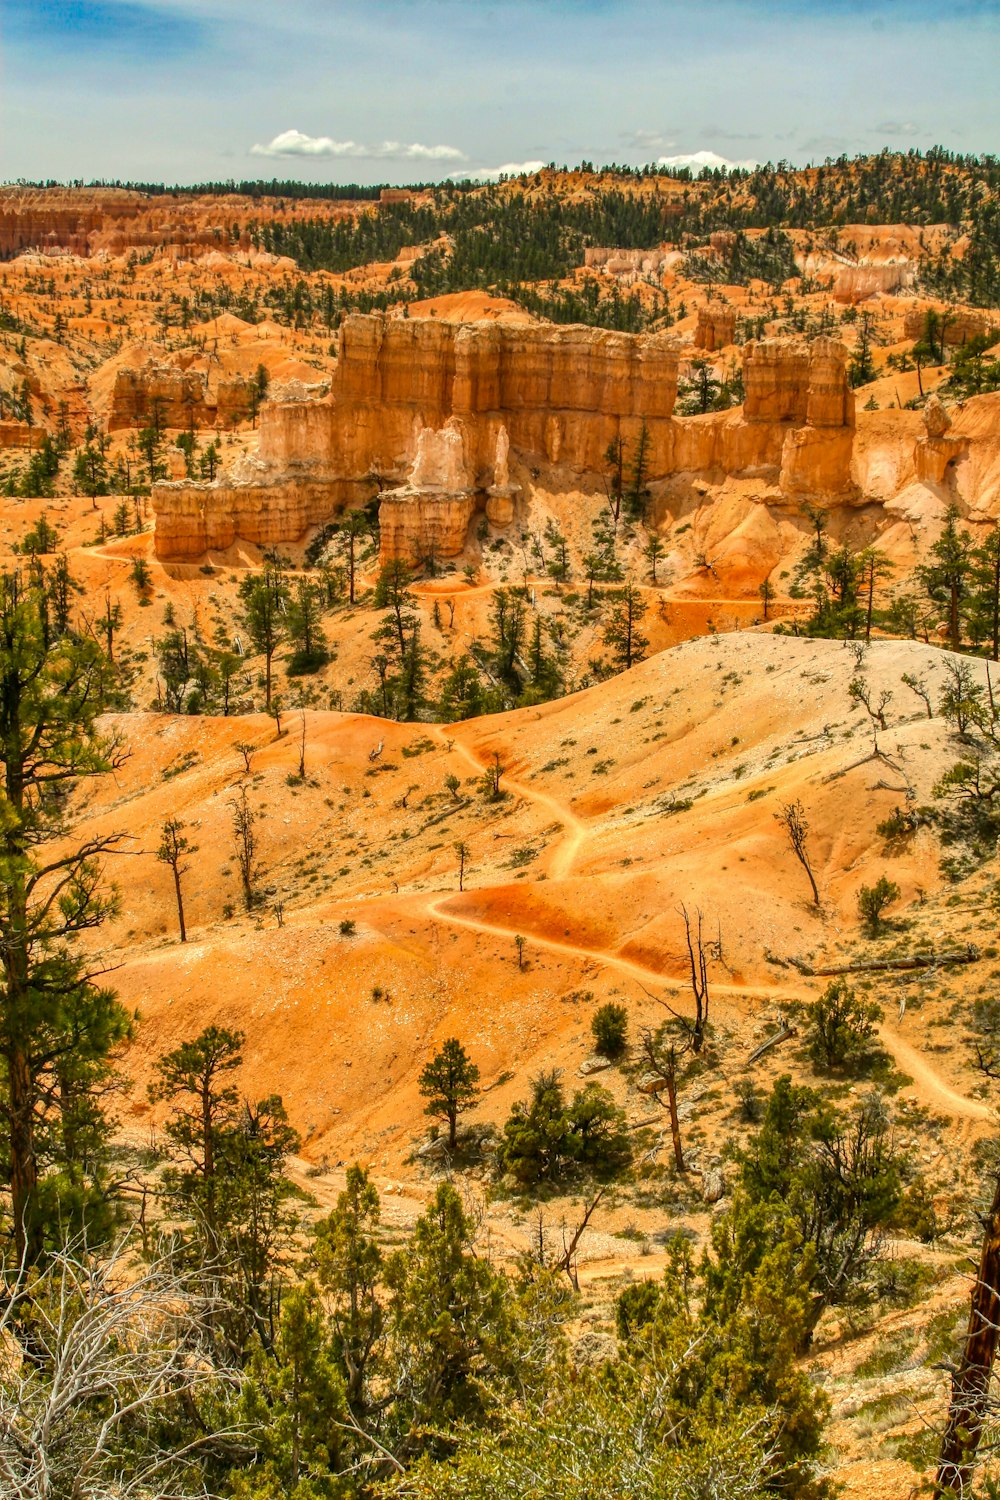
(748, 1023, 797, 1063)
(786, 944, 980, 978)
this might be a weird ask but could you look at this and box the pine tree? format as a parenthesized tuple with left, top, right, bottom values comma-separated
(0, 571, 130, 1265)
(418, 1038, 481, 1149)
(919, 505, 974, 651)
(602, 581, 649, 670)
(239, 564, 289, 709)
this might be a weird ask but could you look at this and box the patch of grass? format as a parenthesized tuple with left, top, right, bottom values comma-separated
(856, 1330, 918, 1379)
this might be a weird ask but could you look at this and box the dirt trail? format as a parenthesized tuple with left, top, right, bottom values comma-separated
(433, 724, 588, 879)
(426, 727, 991, 1124)
(880, 1029, 992, 1121)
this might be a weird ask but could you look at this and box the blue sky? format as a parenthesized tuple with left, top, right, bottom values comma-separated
(1, 0, 997, 184)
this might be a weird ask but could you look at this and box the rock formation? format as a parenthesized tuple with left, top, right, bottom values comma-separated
(902, 304, 997, 347)
(153, 316, 858, 560)
(0, 422, 44, 450)
(694, 304, 736, 352)
(832, 262, 914, 304)
(109, 363, 255, 431)
(914, 394, 967, 483)
(583, 247, 675, 279)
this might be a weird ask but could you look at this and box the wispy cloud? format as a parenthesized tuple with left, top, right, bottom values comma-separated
(5, 0, 206, 58)
(621, 129, 678, 153)
(874, 119, 921, 137)
(249, 129, 467, 162)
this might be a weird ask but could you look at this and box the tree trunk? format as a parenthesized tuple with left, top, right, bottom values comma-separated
(797, 849, 821, 907)
(936, 1170, 1000, 1494)
(8, 1042, 39, 1266)
(172, 864, 187, 944)
(666, 1074, 685, 1173)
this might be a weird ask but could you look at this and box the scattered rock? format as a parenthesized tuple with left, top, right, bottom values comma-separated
(579, 1055, 612, 1076)
(702, 1167, 726, 1204)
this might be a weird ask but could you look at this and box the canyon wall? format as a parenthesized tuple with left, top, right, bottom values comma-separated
(670, 338, 856, 499)
(902, 304, 997, 347)
(109, 363, 255, 431)
(832, 262, 915, 304)
(257, 314, 683, 481)
(153, 475, 366, 560)
(153, 316, 858, 560)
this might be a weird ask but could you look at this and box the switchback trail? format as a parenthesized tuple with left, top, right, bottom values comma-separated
(424, 724, 991, 1124)
(432, 724, 587, 879)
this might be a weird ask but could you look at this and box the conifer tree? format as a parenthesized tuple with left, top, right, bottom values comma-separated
(0, 571, 130, 1266)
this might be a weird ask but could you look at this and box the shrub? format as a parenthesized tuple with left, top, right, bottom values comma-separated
(339, 918, 356, 936)
(857, 875, 901, 935)
(804, 979, 880, 1069)
(500, 1071, 631, 1186)
(591, 1002, 628, 1060)
(876, 806, 916, 843)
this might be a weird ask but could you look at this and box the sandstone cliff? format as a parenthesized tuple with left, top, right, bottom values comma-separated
(109, 363, 256, 431)
(832, 262, 915, 304)
(902, 303, 997, 347)
(153, 317, 858, 561)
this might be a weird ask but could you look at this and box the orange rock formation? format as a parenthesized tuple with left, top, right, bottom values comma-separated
(109, 363, 255, 431)
(153, 317, 859, 561)
(694, 304, 737, 351)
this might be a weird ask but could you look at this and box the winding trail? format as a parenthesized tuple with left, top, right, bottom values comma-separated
(432, 724, 587, 879)
(424, 722, 992, 1124)
(879, 1031, 991, 1121)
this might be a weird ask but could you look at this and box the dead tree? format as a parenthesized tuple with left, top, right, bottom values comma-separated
(229, 785, 259, 911)
(156, 818, 196, 944)
(775, 799, 821, 907)
(679, 904, 713, 1053)
(233, 740, 256, 776)
(936, 1168, 1000, 1495)
(557, 1185, 609, 1291)
(849, 675, 893, 736)
(639, 1024, 690, 1173)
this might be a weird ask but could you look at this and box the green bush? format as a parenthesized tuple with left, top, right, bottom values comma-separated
(500, 1071, 631, 1186)
(591, 1002, 628, 1060)
(804, 979, 881, 1069)
(857, 875, 901, 935)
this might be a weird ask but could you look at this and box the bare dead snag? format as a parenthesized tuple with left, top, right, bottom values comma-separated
(679, 903, 712, 1053)
(557, 1185, 609, 1292)
(936, 1169, 1000, 1495)
(639, 1025, 689, 1173)
(775, 799, 821, 907)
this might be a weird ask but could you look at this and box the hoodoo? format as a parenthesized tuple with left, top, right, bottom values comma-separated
(152, 315, 859, 562)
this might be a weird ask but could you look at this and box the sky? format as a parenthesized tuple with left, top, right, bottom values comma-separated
(1, 0, 998, 186)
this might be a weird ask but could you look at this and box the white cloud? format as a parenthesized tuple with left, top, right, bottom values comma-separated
(456, 160, 547, 181)
(249, 128, 466, 162)
(657, 149, 758, 172)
